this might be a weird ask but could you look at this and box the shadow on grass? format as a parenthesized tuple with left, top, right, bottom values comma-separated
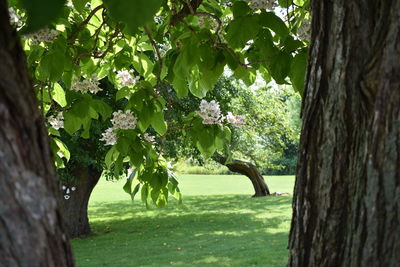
(72, 195, 292, 267)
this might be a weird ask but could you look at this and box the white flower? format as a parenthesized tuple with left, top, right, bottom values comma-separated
(225, 112, 246, 128)
(100, 128, 117, 146)
(8, 8, 20, 24)
(64, 195, 70, 200)
(66, 188, 70, 194)
(100, 110, 138, 146)
(248, 0, 277, 10)
(111, 110, 137, 130)
(116, 70, 139, 87)
(196, 100, 223, 125)
(48, 112, 64, 130)
(71, 187, 76, 191)
(298, 19, 311, 41)
(62, 185, 66, 190)
(71, 74, 102, 94)
(143, 133, 156, 143)
(225, 112, 236, 124)
(25, 28, 59, 44)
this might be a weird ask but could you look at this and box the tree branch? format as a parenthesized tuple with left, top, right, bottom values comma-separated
(170, 0, 203, 26)
(67, 4, 105, 42)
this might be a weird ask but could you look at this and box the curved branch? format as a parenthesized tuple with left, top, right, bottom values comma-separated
(170, 0, 203, 26)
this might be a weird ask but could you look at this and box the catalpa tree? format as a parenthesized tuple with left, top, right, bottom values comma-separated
(7, 0, 309, 209)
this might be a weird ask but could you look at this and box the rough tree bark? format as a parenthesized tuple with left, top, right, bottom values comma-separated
(0, 3, 75, 266)
(60, 166, 101, 238)
(217, 156, 270, 197)
(289, 1, 400, 266)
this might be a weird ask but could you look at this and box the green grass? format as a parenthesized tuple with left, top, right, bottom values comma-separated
(72, 175, 295, 267)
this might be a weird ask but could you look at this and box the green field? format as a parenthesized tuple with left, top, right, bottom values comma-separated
(72, 175, 295, 266)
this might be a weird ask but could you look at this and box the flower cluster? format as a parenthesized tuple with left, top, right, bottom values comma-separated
(196, 100, 223, 125)
(116, 70, 140, 87)
(48, 112, 64, 130)
(100, 110, 138, 146)
(61, 185, 76, 200)
(110, 110, 138, 130)
(196, 100, 247, 127)
(71, 75, 102, 94)
(25, 28, 59, 45)
(298, 19, 311, 41)
(225, 112, 247, 128)
(100, 128, 117, 146)
(143, 133, 156, 143)
(198, 16, 219, 32)
(8, 8, 20, 24)
(248, 0, 277, 10)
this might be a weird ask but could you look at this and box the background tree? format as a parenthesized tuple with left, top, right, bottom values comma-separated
(288, 1, 400, 266)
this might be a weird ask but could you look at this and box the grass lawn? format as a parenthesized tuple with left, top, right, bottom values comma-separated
(72, 175, 295, 267)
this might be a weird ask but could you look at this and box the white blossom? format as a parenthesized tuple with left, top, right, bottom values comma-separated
(100, 128, 117, 146)
(25, 28, 59, 44)
(225, 112, 246, 128)
(111, 110, 137, 130)
(196, 100, 223, 125)
(143, 133, 156, 143)
(8, 8, 20, 24)
(116, 70, 139, 87)
(71, 187, 76, 191)
(62, 185, 66, 190)
(298, 19, 311, 41)
(48, 112, 64, 130)
(66, 188, 70, 194)
(71, 75, 102, 94)
(64, 195, 70, 200)
(100, 110, 138, 146)
(248, 0, 277, 10)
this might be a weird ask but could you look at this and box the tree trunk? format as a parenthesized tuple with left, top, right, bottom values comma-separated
(217, 156, 270, 197)
(0, 3, 74, 266)
(289, 1, 400, 266)
(60, 166, 101, 238)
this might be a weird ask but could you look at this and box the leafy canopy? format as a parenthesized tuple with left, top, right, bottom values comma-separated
(8, 0, 310, 207)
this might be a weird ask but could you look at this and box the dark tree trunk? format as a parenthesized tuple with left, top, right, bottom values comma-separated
(217, 156, 270, 197)
(0, 3, 74, 266)
(289, 1, 400, 266)
(60, 166, 101, 238)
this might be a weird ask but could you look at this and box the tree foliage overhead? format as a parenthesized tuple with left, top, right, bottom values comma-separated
(7, 0, 310, 207)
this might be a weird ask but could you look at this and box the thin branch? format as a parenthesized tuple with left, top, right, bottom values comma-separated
(67, 4, 105, 42)
(144, 26, 163, 82)
(170, 0, 203, 26)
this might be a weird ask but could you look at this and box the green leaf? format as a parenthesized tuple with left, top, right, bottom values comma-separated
(123, 178, 132, 194)
(278, 0, 293, 8)
(151, 111, 167, 135)
(72, 0, 87, 13)
(105, 146, 119, 169)
(226, 16, 260, 49)
(231, 1, 251, 18)
(141, 184, 149, 206)
(91, 99, 112, 120)
(289, 51, 308, 94)
(51, 83, 67, 107)
(259, 12, 289, 38)
(172, 77, 188, 98)
(103, 0, 162, 33)
(20, 0, 66, 33)
(53, 138, 70, 161)
(63, 111, 82, 135)
(268, 51, 292, 84)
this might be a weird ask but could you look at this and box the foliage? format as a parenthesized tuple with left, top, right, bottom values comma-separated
(7, 0, 309, 206)
(72, 175, 294, 266)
